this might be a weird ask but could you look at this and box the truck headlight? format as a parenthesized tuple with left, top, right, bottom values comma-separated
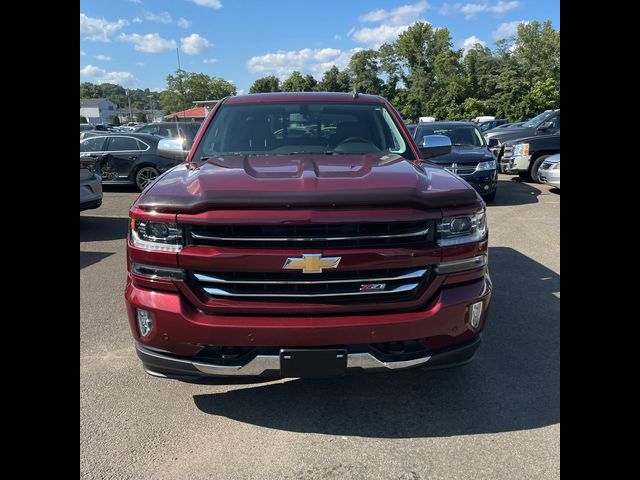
(437, 210, 487, 246)
(513, 143, 529, 156)
(552, 161, 560, 170)
(130, 219, 183, 252)
(475, 160, 496, 171)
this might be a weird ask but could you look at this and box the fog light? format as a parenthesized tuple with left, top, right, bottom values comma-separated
(136, 309, 154, 337)
(469, 301, 483, 329)
(483, 185, 489, 191)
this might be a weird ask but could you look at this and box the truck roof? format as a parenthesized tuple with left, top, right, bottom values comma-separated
(225, 92, 386, 105)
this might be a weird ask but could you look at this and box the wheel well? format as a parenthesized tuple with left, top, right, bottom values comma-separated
(528, 150, 559, 171)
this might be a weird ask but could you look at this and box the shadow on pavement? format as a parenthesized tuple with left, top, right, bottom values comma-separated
(80, 251, 114, 270)
(192, 246, 559, 438)
(489, 177, 543, 206)
(80, 216, 129, 242)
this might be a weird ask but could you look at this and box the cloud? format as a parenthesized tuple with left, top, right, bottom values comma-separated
(358, 1, 429, 25)
(350, 1, 429, 47)
(132, 17, 142, 24)
(80, 65, 136, 87)
(136, 62, 145, 67)
(492, 20, 528, 40)
(440, 2, 522, 19)
(191, 0, 222, 8)
(177, 18, 191, 29)
(461, 35, 486, 54)
(143, 11, 173, 24)
(80, 13, 128, 42)
(180, 33, 211, 55)
(80, 50, 86, 56)
(128, 0, 142, 3)
(247, 47, 361, 78)
(333, 34, 341, 41)
(95, 54, 112, 61)
(203, 58, 218, 64)
(350, 24, 417, 47)
(119, 33, 177, 53)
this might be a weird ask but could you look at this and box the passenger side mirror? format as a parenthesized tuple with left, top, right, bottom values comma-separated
(418, 135, 452, 159)
(487, 138, 499, 148)
(538, 121, 553, 131)
(157, 138, 190, 162)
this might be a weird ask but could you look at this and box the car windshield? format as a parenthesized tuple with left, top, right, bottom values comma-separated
(521, 111, 552, 128)
(415, 125, 485, 147)
(193, 102, 413, 160)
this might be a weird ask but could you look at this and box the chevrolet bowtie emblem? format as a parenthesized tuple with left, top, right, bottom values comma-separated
(283, 254, 341, 274)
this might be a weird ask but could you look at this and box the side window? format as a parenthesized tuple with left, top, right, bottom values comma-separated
(136, 140, 149, 151)
(81, 137, 106, 152)
(550, 115, 560, 130)
(106, 137, 139, 151)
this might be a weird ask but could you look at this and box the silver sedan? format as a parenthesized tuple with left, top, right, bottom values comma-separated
(80, 159, 103, 211)
(537, 153, 560, 188)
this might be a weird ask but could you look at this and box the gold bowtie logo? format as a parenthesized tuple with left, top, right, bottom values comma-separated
(283, 254, 342, 274)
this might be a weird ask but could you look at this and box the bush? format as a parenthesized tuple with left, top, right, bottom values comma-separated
(111, 116, 121, 126)
(80, 116, 88, 124)
(136, 112, 148, 123)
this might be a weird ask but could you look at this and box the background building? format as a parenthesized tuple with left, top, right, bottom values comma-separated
(80, 98, 117, 124)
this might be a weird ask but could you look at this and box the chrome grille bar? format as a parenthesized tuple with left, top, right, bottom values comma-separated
(194, 268, 428, 285)
(190, 228, 430, 242)
(202, 283, 420, 298)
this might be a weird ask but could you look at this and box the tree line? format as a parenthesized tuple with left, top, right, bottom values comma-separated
(80, 20, 558, 124)
(249, 20, 559, 123)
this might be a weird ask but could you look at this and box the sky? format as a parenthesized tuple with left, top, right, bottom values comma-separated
(80, 0, 560, 95)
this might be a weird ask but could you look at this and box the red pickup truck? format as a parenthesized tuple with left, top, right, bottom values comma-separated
(125, 92, 492, 379)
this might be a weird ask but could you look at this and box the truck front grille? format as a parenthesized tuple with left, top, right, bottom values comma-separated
(190, 267, 429, 301)
(187, 220, 435, 249)
(441, 164, 477, 176)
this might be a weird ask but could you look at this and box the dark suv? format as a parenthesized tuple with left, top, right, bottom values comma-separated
(414, 122, 498, 201)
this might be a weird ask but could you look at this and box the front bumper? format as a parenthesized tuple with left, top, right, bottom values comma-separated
(500, 155, 531, 173)
(459, 171, 498, 196)
(538, 167, 560, 188)
(80, 174, 103, 211)
(126, 273, 492, 378)
(136, 335, 482, 378)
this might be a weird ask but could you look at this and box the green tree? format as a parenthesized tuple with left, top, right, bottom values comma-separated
(160, 70, 236, 114)
(111, 115, 121, 126)
(317, 66, 352, 92)
(136, 112, 148, 123)
(348, 49, 383, 94)
(281, 71, 317, 92)
(80, 116, 88, 124)
(249, 75, 281, 93)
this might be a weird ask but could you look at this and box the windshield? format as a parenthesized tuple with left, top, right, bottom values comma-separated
(521, 111, 551, 128)
(415, 125, 485, 147)
(193, 102, 414, 160)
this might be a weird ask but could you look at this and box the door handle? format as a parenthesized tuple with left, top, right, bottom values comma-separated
(128, 156, 137, 160)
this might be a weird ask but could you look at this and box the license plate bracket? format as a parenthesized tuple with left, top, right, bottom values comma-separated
(280, 349, 348, 378)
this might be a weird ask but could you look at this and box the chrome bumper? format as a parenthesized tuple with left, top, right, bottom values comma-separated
(136, 338, 480, 378)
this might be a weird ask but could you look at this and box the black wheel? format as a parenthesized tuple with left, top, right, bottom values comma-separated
(530, 155, 550, 184)
(482, 190, 496, 202)
(135, 166, 159, 191)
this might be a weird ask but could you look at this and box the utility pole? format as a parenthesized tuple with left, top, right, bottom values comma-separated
(176, 47, 187, 122)
(126, 90, 133, 122)
(147, 95, 154, 123)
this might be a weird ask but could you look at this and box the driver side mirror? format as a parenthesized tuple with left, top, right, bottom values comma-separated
(537, 121, 553, 131)
(418, 135, 452, 159)
(157, 137, 191, 162)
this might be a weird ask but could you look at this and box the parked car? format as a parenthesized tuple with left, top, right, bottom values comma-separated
(80, 157, 102, 211)
(80, 124, 94, 132)
(500, 132, 560, 182)
(79, 133, 187, 191)
(413, 121, 498, 201)
(126, 92, 492, 380)
(536, 153, 560, 188)
(485, 109, 559, 159)
(477, 119, 508, 132)
(405, 123, 417, 136)
(134, 121, 201, 139)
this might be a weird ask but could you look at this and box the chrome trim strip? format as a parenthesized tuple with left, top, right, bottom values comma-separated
(190, 227, 430, 242)
(202, 282, 419, 298)
(136, 343, 431, 376)
(194, 268, 428, 285)
(131, 262, 185, 280)
(435, 255, 486, 274)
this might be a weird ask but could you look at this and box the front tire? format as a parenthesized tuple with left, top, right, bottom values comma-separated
(135, 166, 159, 191)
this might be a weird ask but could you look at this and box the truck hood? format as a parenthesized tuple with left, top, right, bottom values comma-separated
(428, 146, 495, 165)
(484, 126, 537, 142)
(135, 153, 481, 213)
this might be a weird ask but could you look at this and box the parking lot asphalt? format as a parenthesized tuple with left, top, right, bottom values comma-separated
(80, 175, 559, 480)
